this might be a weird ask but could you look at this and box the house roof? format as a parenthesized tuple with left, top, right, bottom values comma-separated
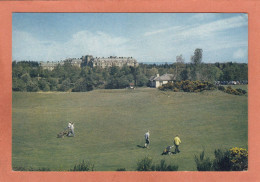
(150, 74, 174, 81)
(149, 76, 156, 81)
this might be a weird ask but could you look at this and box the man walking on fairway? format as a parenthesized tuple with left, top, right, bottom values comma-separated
(67, 122, 72, 129)
(66, 122, 75, 137)
(174, 135, 181, 153)
(70, 122, 75, 136)
(144, 130, 150, 148)
(65, 122, 72, 135)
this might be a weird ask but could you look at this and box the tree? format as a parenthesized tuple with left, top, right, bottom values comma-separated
(21, 73, 31, 83)
(220, 63, 248, 81)
(110, 66, 120, 76)
(26, 80, 39, 92)
(136, 73, 148, 87)
(201, 64, 223, 82)
(180, 69, 189, 81)
(47, 78, 59, 91)
(191, 48, 203, 80)
(12, 78, 26, 91)
(72, 78, 93, 92)
(121, 65, 131, 75)
(59, 78, 71, 91)
(38, 79, 50, 91)
(191, 48, 203, 65)
(30, 67, 40, 78)
(176, 54, 185, 64)
(117, 76, 130, 88)
(145, 67, 158, 78)
(175, 54, 185, 80)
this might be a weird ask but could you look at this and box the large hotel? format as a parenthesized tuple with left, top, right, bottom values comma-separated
(40, 55, 138, 70)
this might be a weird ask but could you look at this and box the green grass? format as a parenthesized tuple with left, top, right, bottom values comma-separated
(12, 87, 248, 171)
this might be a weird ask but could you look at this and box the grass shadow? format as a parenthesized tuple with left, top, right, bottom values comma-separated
(137, 145, 145, 148)
(161, 151, 176, 155)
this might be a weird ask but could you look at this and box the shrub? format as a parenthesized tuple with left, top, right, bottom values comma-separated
(236, 88, 247, 95)
(12, 166, 50, 171)
(162, 82, 174, 90)
(59, 78, 71, 91)
(71, 160, 95, 171)
(159, 80, 216, 93)
(12, 78, 27, 91)
(212, 149, 232, 171)
(229, 147, 248, 171)
(225, 86, 239, 95)
(218, 85, 225, 91)
(116, 168, 126, 171)
(195, 148, 248, 171)
(13, 166, 27, 171)
(26, 81, 39, 92)
(158, 86, 164, 91)
(153, 160, 178, 171)
(173, 88, 179, 92)
(137, 157, 178, 171)
(194, 89, 200, 93)
(29, 167, 51, 171)
(72, 78, 93, 92)
(224, 86, 246, 96)
(136, 156, 153, 171)
(194, 150, 212, 171)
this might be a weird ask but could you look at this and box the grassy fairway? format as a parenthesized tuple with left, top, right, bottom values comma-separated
(12, 87, 248, 171)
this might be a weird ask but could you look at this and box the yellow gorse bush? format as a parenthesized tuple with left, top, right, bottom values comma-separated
(229, 147, 248, 171)
(158, 80, 216, 92)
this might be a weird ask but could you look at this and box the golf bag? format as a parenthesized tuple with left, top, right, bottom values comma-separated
(161, 146, 172, 155)
(57, 128, 69, 138)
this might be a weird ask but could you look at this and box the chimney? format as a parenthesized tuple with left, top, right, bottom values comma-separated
(157, 74, 159, 77)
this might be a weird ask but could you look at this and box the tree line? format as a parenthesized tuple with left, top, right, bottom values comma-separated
(12, 49, 248, 92)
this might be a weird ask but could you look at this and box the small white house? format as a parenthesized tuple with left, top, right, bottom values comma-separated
(149, 74, 175, 88)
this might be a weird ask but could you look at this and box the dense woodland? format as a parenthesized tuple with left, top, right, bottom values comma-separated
(12, 60, 248, 92)
(12, 48, 247, 92)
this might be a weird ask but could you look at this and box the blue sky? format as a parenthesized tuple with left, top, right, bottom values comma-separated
(12, 13, 248, 63)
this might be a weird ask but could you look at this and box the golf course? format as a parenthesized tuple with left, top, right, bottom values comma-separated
(12, 87, 248, 171)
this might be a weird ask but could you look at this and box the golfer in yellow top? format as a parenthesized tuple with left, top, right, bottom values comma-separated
(174, 135, 181, 153)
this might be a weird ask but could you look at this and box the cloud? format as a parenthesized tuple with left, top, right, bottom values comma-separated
(189, 13, 215, 21)
(144, 26, 183, 36)
(233, 48, 247, 59)
(174, 15, 248, 42)
(12, 30, 131, 61)
(140, 15, 248, 62)
(12, 14, 248, 63)
(143, 15, 247, 40)
(12, 31, 58, 61)
(64, 30, 131, 58)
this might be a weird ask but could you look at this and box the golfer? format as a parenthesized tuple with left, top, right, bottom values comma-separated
(67, 122, 72, 130)
(70, 122, 75, 136)
(173, 135, 181, 153)
(144, 130, 150, 148)
(66, 122, 74, 137)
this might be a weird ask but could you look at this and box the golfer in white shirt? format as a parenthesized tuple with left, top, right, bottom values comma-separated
(70, 123, 75, 136)
(144, 130, 150, 148)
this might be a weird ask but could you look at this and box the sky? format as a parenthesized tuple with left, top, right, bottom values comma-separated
(12, 13, 248, 63)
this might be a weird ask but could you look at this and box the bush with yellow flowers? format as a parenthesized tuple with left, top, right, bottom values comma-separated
(195, 147, 248, 171)
(225, 86, 247, 96)
(229, 147, 248, 171)
(158, 80, 216, 92)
